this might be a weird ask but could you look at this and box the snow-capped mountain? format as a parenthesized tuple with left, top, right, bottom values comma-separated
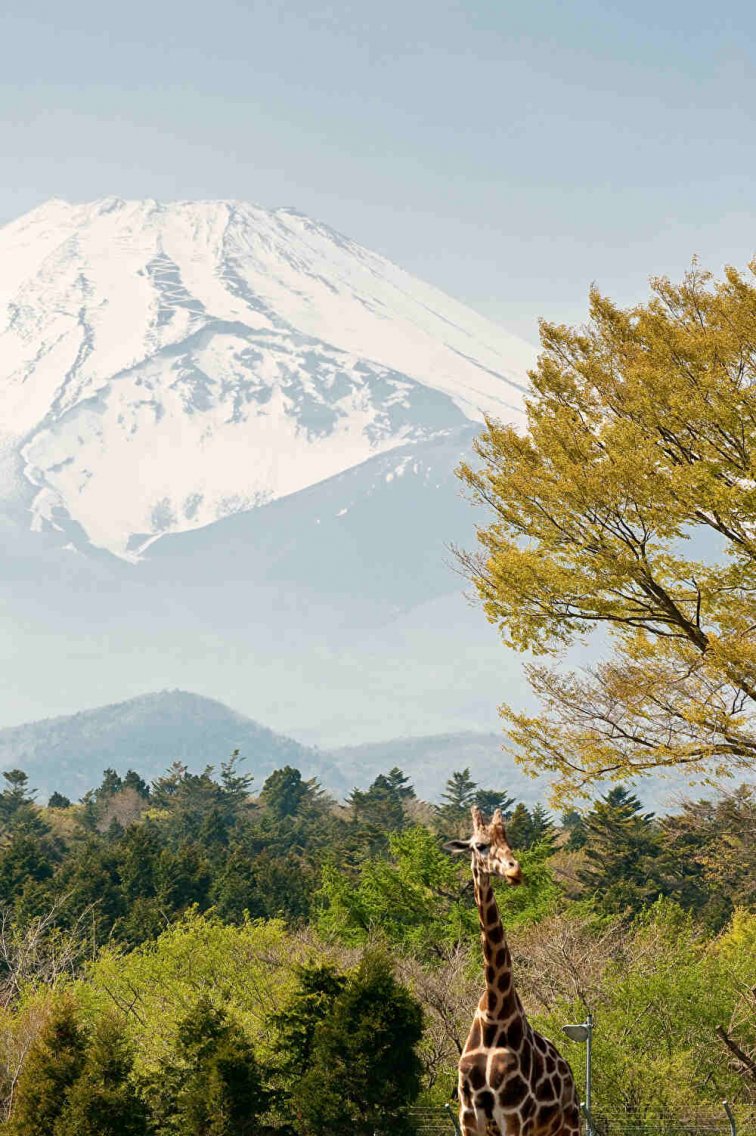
(0, 196, 539, 747)
(0, 197, 532, 560)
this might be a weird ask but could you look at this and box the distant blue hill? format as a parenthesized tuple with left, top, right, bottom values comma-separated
(0, 690, 348, 802)
(0, 689, 709, 810)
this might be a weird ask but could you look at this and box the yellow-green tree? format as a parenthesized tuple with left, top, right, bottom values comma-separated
(459, 262, 756, 802)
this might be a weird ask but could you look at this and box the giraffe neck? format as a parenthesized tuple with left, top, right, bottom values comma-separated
(472, 863, 524, 1027)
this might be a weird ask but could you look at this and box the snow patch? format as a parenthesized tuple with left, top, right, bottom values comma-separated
(0, 197, 533, 558)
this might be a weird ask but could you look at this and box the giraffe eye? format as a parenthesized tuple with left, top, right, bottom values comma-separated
(473, 842, 490, 853)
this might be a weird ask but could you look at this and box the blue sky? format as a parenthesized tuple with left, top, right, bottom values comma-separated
(2, 0, 754, 340)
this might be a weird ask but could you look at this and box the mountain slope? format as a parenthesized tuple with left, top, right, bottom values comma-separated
(0, 197, 532, 559)
(0, 691, 703, 812)
(139, 422, 478, 610)
(0, 197, 536, 746)
(330, 731, 549, 806)
(0, 691, 533, 806)
(0, 690, 347, 802)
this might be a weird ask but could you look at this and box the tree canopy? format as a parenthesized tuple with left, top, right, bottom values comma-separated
(459, 261, 756, 800)
(0, 757, 751, 1130)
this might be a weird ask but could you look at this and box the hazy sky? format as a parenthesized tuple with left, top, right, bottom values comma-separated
(2, 0, 755, 340)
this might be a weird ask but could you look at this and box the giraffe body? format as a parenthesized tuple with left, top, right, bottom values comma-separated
(446, 809, 581, 1136)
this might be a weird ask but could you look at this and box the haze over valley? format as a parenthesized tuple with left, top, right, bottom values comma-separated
(0, 197, 535, 767)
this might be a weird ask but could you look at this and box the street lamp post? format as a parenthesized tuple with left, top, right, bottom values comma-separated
(444, 1102, 461, 1136)
(562, 1013, 594, 1136)
(722, 1099, 737, 1136)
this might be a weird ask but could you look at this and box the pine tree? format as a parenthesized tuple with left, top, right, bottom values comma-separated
(122, 770, 150, 798)
(561, 809, 587, 850)
(155, 842, 212, 914)
(435, 768, 478, 832)
(95, 769, 124, 801)
(349, 772, 408, 836)
(5, 997, 85, 1136)
(0, 770, 47, 836)
(117, 823, 161, 903)
(56, 838, 125, 935)
(259, 766, 309, 818)
(506, 803, 533, 850)
(472, 788, 515, 817)
(219, 750, 254, 805)
(528, 803, 556, 848)
(273, 962, 346, 1076)
(161, 997, 268, 1136)
(209, 844, 263, 923)
(578, 787, 664, 914)
(54, 1014, 150, 1136)
(436, 770, 513, 833)
(385, 767, 416, 800)
(291, 951, 423, 1136)
(0, 830, 55, 905)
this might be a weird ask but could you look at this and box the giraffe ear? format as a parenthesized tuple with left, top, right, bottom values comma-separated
(442, 838, 472, 856)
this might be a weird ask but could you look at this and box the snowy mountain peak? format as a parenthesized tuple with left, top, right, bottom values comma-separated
(0, 196, 534, 559)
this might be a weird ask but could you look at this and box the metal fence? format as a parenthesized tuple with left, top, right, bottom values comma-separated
(410, 1105, 459, 1135)
(590, 1119, 756, 1136)
(408, 1106, 756, 1136)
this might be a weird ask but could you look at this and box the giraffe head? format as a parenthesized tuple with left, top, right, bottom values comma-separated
(443, 806, 523, 884)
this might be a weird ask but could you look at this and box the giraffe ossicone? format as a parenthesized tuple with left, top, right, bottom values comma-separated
(444, 806, 581, 1136)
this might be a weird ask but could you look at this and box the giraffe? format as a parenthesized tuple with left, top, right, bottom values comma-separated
(444, 806, 581, 1136)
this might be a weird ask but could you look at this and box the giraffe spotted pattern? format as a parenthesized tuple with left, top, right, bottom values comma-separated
(446, 808, 581, 1136)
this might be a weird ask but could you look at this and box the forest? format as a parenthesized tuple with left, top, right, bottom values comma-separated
(0, 759, 752, 1135)
(3, 263, 756, 1136)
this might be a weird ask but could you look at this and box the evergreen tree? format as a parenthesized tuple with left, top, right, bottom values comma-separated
(435, 768, 478, 831)
(435, 770, 512, 832)
(210, 844, 264, 923)
(273, 962, 347, 1076)
(55, 838, 125, 937)
(197, 805, 231, 852)
(472, 788, 515, 817)
(658, 784, 756, 930)
(506, 803, 533, 850)
(117, 822, 161, 904)
(5, 997, 86, 1136)
(0, 830, 55, 904)
(95, 769, 124, 801)
(349, 771, 409, 836)
(385, 767, 416, 800)
(122, 770, 150, 798)
(259, 766, 310, 819)
(77, 790, 99, 832)
(528, 804, 556, 849)
(578, 787, 665, 914)
(247, 848, 316, 921)
(0, 770, 47, 836)
(291, 951, 423, 1136)
(149, 762, 188, 806)
(155, 841, 212, 915)
(0, 770, 35, 815)
(561, 809, 587, 850)
(54, 1014, 150, 1136)
(219, 750, 254, 804)
(161, 997, 268, 1136)
(48, 791, 72, 809)
(150, 764, 241, 843)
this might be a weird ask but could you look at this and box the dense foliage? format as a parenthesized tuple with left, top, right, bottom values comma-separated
(458, 262, 756, 800)
(0, 759, 751, 1133)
